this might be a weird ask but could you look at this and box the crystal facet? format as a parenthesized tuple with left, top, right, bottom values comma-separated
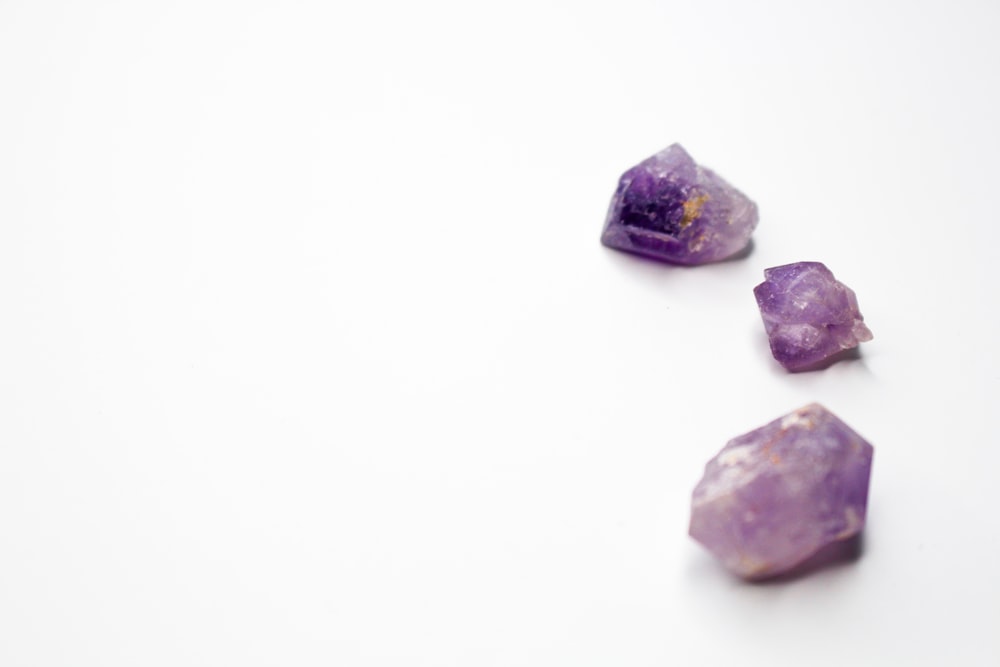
(601, 144, 758, 265)
(689, 403, 874, 579)
(754, 262, 873, 371)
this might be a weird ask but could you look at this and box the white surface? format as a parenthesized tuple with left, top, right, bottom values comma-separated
(1, 1, 998, 664)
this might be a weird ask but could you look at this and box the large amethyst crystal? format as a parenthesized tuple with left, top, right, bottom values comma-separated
(754, 262, 873, 371)
(689, 403, 874, 580)
(600, 144, 758, 264)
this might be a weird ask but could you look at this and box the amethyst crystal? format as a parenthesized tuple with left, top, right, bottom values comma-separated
(689, 404, 874, 579)
(754, 262, 873, 371)
(601, 144, 758, 265)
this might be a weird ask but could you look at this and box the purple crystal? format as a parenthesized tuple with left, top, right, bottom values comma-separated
(601, 144, 758, 265)
(689, 403, 874, 580)
(754, 262, 873, 371)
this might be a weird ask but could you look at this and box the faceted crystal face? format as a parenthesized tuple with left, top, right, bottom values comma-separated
(601, 144, 759, 265)
(689, 404, 874, 580)
(754, 262, 873, 371)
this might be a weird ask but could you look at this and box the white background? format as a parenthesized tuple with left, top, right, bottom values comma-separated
(1, 1, 998, 665)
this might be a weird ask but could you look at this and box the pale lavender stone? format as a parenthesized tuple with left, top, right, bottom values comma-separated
(600, 144, 758, 265)
(754, 262, 873, 371)
(689, 404, 874, 579)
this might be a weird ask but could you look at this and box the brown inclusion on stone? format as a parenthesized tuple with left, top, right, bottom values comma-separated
(680, 194, 710, 229)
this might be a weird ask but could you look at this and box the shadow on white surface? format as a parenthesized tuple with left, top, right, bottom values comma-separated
(686, 532, 865, 587)
(753, 533, 865, 585)
(600, 238, 756, 270)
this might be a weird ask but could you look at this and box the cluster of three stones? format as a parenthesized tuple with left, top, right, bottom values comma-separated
(602, 144, 874, 579)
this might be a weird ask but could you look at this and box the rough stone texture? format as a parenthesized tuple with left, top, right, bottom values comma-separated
(689, 403, 874, 580)
(754, 262, 873, 371)
(600, 144, 758, 265)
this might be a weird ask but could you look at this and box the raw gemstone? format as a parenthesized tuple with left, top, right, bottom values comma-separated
(601, 144, 758, 265)
(754, 262, 873, 371)
(689, 403, 874, 580)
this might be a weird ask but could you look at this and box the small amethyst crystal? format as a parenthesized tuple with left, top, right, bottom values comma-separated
(754, 262, 873, 371)
(689, 403, 874, 580)
(601, 144, 758, 265)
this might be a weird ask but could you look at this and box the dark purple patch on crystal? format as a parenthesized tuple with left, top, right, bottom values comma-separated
(618, 171, 690, 237)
